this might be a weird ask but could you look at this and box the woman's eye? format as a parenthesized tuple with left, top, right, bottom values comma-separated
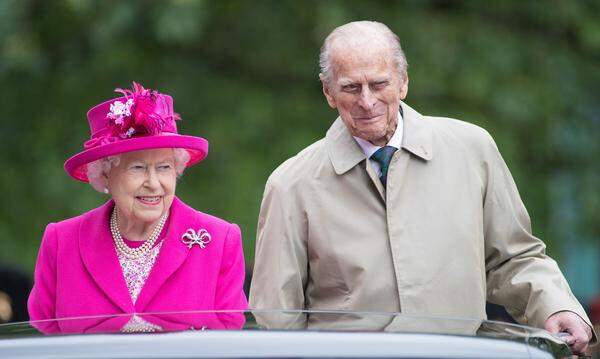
(130, 165, 145, 170)
(158, 165, 172, 170)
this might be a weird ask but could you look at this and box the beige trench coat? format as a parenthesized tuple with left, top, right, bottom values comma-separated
(249, 101, 592, 332)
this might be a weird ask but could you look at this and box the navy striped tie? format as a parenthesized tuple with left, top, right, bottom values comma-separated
(371, 146, 397, 188)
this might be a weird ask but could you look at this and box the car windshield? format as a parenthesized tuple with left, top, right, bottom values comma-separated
(0, 310, 571, 358)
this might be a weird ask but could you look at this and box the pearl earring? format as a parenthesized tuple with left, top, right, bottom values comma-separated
(103, 188, 109, 194)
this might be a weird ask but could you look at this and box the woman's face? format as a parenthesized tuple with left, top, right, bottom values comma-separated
(106, 148, 177, 225)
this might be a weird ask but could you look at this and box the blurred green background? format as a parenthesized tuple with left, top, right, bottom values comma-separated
(0, 0, 598, 308)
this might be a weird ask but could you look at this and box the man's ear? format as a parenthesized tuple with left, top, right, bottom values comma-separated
(399, 75, 409, 100)
(319, 73, 337, 109)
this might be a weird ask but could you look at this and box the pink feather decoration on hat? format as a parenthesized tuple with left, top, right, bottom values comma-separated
(108, 82, 180, 139)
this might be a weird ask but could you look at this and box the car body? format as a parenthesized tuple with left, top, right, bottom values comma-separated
(0, 310, 572, 358)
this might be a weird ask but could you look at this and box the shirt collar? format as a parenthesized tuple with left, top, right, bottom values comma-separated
(326, 101, 433, 175)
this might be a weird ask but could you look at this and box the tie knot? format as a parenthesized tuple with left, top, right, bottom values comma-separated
(371, 146, 397, 167)
(370, 146, 397, 188)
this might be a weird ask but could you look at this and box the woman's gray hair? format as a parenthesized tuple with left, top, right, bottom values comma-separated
(319, 21, 408, 85)
(87, 148, 191, 193)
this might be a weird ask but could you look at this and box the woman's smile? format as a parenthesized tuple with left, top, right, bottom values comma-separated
(136, 195, 162, 206)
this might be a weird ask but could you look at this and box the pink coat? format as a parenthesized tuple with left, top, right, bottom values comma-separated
(28, 197, 248, 333)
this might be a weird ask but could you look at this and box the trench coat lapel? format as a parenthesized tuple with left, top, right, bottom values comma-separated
(326, 117, 388, 200)
(134, 197, 190, 311)
(326, 117, 366, 175)
(378, 102, 435, 204)
(399, 101, 433, 161)
(79, 200, 134, 313)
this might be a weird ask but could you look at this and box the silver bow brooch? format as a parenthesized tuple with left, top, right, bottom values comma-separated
(181, 228, 212, 249)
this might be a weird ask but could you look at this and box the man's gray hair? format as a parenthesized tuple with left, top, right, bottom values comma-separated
(319, 21, 408, 84)
(86, 148, 190, 193)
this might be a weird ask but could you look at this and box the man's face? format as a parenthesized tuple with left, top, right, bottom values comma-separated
(321, 46, 408, 146)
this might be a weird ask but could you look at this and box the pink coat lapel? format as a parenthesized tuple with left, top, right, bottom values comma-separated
(79, 201, 134, 313)
(135, 197, 191, 311)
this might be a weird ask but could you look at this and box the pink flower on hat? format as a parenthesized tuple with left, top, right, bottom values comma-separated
(107, 99, 134, 126)
(107, 82, 181, 139)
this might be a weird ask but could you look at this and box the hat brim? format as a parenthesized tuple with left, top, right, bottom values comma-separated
(64, 134, 209, 182)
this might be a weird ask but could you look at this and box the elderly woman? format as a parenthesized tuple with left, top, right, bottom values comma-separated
(28, 83, 247, 333)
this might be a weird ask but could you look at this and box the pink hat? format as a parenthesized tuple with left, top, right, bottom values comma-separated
(64, 82, 208, 182)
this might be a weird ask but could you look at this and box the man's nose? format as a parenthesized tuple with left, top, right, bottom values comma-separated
(358, 88, 377, 111)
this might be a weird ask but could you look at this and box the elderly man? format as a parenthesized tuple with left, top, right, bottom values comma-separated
(249, 21, 595, 353)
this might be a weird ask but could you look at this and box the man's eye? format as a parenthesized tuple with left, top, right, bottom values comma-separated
(371, 81, 389, 89)
(342, 85, 360, 92)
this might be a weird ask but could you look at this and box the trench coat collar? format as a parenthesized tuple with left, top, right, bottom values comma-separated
(326, 101, 434, 175)
(79, 197, 192, 313)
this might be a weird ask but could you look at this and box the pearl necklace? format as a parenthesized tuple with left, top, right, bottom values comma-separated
(110, 209, 168, 260)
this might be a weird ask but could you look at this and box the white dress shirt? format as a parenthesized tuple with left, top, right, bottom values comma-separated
(353, 112, 404, 177)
